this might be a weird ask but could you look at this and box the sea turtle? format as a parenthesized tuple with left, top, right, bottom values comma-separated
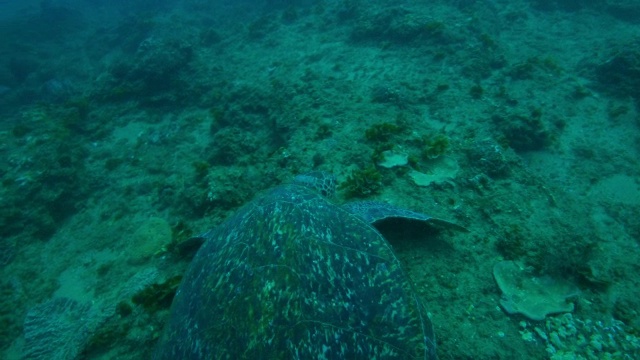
(154, 171, 463, 359)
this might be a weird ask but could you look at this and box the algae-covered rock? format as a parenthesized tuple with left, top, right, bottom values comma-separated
(128, 217, 172, 265)
(493, 260, 578, 321)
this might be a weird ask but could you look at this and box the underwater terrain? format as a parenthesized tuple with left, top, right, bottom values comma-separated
(1, 0, 640, 358)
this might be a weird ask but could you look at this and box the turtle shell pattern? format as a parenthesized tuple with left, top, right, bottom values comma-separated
(154, 183, 436, 359)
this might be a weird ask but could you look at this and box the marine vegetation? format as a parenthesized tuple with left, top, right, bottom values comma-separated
(422, 133, 450, 159)
(365, 122, 402, 143)
(339, 167, 383, 198)
(131, 275, 183, 313)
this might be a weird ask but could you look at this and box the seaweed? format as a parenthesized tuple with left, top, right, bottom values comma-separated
(495, 224, 528, 260)
(131, 276, 183, 313)
(315, 122, 333, 140)
(339, 167, 382, 198)
(104, 157, 124, 171)
(365, 122, 402, 142)
(115, 302, 133, 317)
(192, 160, 210, 181)
(371, 143, 394, 164)
(422, 134, 450, 159)
(469, 84, 484, 99)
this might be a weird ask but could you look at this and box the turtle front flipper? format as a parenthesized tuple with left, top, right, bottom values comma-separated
(343, 201, 469, 232)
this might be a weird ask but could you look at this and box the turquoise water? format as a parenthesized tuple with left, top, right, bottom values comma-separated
(1, 0, 639, 359)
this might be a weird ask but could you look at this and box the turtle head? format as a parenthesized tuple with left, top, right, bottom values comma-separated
(293, 171, 336, 198)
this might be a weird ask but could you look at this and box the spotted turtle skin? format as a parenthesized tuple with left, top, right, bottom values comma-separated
(154, 174, 437, 359)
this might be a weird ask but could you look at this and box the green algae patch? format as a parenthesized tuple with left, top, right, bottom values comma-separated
(493, 261, 578, 321)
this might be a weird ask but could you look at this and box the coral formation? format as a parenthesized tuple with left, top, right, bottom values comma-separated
(494, 261, 579, 321)
(377, 150, 409, 168)
(408, 156, 459, 187)
(521, 313, 640, 359)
